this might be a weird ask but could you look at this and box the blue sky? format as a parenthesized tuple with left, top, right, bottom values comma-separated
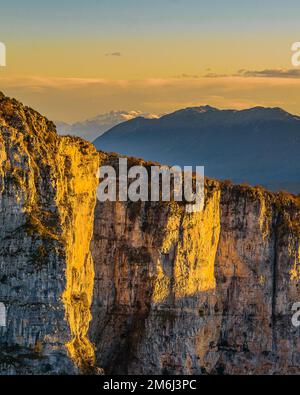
(1, 0, 300, 39)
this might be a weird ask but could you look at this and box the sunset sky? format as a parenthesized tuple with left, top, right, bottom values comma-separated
(1, 0, 300, 122)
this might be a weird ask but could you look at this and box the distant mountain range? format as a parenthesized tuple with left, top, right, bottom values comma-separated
(93, 105, 300, 193)
(56, 110, 159, 141)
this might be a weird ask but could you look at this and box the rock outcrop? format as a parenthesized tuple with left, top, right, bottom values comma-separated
(0, 93, 299, 374)
(90, 164, 300, 374)
(0, 93, 99, 374)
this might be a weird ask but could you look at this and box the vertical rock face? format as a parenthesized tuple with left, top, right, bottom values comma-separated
(0, 94, 99, 374)
(89, 169, 221, 374)
(0, 93, 299, 374)
(214, 186, 300, 374)
(90, 158, 300, 375)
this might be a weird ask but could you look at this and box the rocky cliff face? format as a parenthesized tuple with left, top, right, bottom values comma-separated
(0, 93, 299, 374)
(90, 170, 300, 374)
(0, 93, 99, 374)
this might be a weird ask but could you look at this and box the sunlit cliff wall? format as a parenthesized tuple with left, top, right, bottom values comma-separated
(0, 93, 99, 374)
(90, 162, 300, 375)
(0, 93, 299, 374)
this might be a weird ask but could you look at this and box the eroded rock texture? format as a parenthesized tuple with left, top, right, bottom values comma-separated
(0, 93, 299, 374)
(90, 174, 300, 374)
(0, 93, 99, 374)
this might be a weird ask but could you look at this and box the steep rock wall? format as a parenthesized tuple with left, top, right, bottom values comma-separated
(90, 159, 300, 374)
(0, 94, 99, 374)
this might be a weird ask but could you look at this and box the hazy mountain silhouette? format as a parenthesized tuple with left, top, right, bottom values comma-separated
(56, 110, 159, 141)
(93, 106, 300, 193)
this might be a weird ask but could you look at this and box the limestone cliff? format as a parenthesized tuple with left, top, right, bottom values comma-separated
(0, 93, 299, 374)
(0, 93, 99, 374)
(90, 164, 300, 374)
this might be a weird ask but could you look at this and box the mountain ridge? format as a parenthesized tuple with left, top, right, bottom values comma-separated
(56, 110, 159, 141)
(94, 105, 300, 193)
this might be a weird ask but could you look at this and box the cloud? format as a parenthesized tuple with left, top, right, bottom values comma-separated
(105, 52, 122, 57)
(236, 68, 300, 78)
(0, 76, 110, 90)
(172, 73, 199, 79)
(204, 68, 300, 79)
(203, 72, 228, 78)
(2, 73, 300, 122)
